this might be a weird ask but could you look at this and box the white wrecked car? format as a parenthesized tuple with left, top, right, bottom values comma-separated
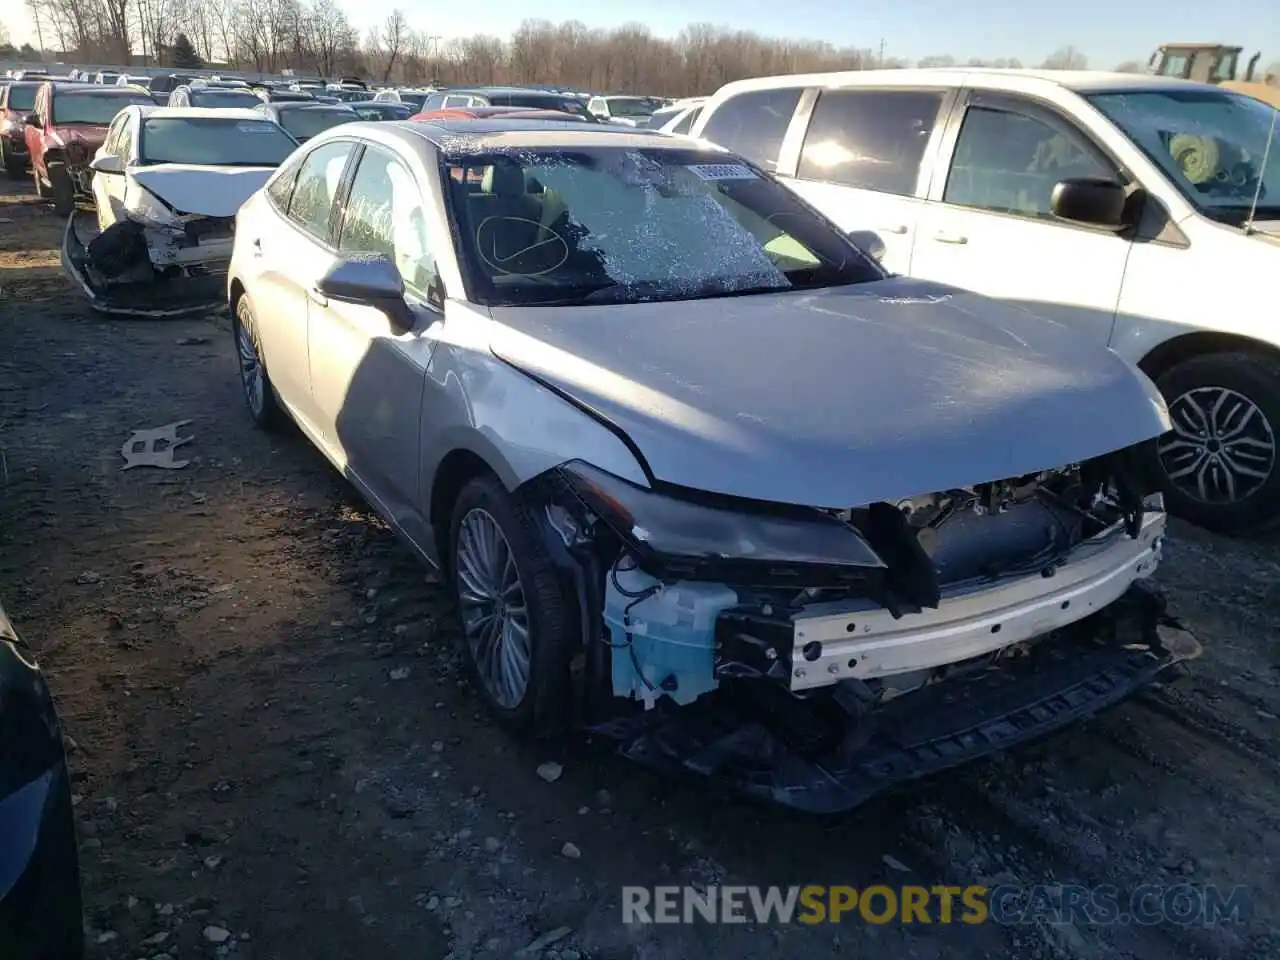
(62, 106, 299, 316)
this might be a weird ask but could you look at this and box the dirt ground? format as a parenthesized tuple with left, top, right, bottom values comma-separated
(1, 178, 1278, 960)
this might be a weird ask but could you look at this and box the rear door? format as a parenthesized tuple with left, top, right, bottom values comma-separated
(243, 139, 358, 433)
(695, 86, 804, 178)
(780, 86, 955, 275)
(909, 90, 1133, 346)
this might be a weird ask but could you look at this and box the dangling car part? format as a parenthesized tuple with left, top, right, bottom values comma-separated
(224, 120, 1199, 812)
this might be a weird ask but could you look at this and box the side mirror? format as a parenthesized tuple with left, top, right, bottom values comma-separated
(23, 113, 40, 127)
(317, 254, 414, 331)
(1050, 177, 1129, 230)
(91, 153, 124, 174)
(847, 229, 887, 263)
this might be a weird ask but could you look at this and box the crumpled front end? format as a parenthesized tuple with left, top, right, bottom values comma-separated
(523, 450, 1201, 813)
(61, 210, 229, 318)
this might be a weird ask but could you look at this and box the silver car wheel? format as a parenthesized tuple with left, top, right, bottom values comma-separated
(455, 507, 531, 709)
(236, 321, 265, 417)
(1157, 385, 1276, 504)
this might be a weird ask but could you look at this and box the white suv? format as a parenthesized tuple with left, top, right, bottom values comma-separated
(691, 68, 1280, 533)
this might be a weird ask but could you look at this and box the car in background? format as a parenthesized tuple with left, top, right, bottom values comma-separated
(9, 69, 51, 81)
(326, 88, 371, 103)
(115, 75, 152, 90)
(23, 81, 155, 214)
(418, 86, 594, 119)
(646, 96, 706, 134)
(254, 101, 358, 143)
(256, 87, 317, 104)
(690, 68, 1280, 532)
(0, 596, 84, 959)
(586, 94, 661, 125)
(410, 106, 590, 123)
(0, 81, 40, 177)
(225, 117, 1189, 813)
(372, 88, 432, 111)
(168, 82, 261, 109)
(350, 100, 413, 121)
(93, 71, 120, 85)
(148, 74, 196, 97)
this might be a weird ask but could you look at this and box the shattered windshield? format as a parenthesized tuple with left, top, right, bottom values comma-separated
(139, 117, 298, 166)
(1088, 89, 1280, 224)
(278, 107, 357, 141)
(445, 146, 883, 306)
(53, 92, 151, 125)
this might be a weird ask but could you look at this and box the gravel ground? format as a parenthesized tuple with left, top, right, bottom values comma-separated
(1, 180, 1278, 960)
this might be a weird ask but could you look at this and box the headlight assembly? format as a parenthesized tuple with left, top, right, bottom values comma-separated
(557, 461, 885, 585)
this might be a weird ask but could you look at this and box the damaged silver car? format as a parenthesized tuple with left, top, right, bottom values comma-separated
(228, 119, 1200, 812)
(62, 106, 299, 316)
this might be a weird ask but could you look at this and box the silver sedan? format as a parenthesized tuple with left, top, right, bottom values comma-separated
(226, 118, 1188, 812)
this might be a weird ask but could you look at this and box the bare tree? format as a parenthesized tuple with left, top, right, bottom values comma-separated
(375, 8, 408, 81)
(917, 55, 955, 68)
(304, 0, 353, 77)
(1113, 60, 1145, 73)
(1041, 45, 1088, 70)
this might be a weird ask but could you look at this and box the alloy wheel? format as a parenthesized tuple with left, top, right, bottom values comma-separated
(1157, 385, 1276, 505)
(236, 321, 265, 417)
(454, 507, 531, 709)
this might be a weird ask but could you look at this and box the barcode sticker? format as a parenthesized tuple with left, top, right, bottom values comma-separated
(686, 163, 757, 181)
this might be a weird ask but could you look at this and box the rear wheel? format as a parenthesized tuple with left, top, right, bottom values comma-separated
(448, 475, 574, 736)
(233, 293, 284, 430)
(47, 161, 74, 216)
(1150, 351, 1280, 533)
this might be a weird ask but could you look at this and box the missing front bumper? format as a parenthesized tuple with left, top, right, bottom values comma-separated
(594, 585, 1198, 814)
(60, 212, 228, 319)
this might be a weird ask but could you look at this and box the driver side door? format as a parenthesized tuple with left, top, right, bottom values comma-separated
(93, 112, 132, 226)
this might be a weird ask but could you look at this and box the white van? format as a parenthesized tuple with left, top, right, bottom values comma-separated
(690, 68, 1280, 533)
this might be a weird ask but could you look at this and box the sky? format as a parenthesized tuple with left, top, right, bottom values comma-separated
(2, 0, 1277, 72)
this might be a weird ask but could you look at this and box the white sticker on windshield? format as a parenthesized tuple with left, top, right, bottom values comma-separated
(686, 163, 757, 181)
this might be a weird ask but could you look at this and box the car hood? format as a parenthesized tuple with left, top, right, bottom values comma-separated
(487, 278, 1171, 508)
(128, 164, 276, 217)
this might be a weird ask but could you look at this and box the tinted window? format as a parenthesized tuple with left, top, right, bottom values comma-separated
(189, 89, 261, 109)
(339, 147, 438, 296)
(6, 84, 37, 111)
(798, 90, 942, 196)
(944, 105, 1114, 218)
(445, 146, 881, 307)
(700, 87, 802, 172)
(278, 108, 357, 141)
(286, 141, 354, 239)
(52, 92, 152, 124)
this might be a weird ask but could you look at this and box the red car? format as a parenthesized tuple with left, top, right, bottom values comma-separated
(22, 82, 153, 215)
(409, 105, 591, 123)
(0, 81, 40, 178)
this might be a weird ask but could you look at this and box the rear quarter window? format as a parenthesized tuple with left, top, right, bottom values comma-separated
(699, 87, 803, 172)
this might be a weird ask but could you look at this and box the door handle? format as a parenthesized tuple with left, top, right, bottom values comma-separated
(306, 285, 328, 307)
(881, 225, 909, 235)
(933, 231, 968, 245)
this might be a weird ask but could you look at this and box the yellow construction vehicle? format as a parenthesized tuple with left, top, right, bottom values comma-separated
(1148, 42, 1280, 108)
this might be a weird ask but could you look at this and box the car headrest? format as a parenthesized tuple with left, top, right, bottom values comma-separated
(481, 163, 525, 198)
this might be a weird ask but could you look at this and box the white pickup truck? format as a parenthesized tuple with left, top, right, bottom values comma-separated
(690, 68, 1280, 533)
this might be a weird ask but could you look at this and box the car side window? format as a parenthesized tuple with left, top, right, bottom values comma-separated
(797, 89, 943, 196)
(943, 104, 1117, 219)
(266, 152, 304, 209)
(118, 115, 136, 164)
(670, 107, 701, 136)
(104, 115, 125, 156)
(700, 87, 803, 172)
(286, 141, 355, 241)
(338, 145, 441, 304)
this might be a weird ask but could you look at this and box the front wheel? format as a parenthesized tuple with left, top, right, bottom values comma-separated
(47, 161, 74, 215)
(1149, 351, 1280, 533)
(1, 141, 24, 179)
(448, 475, 574, 736)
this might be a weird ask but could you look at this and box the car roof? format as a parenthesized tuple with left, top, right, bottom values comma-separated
(715, 67, 1231, 99)
(402, 118, 710, 153)
(269, 101, 356, 111)
(142, 106, 271, 121)
(50, 83, 146, 95)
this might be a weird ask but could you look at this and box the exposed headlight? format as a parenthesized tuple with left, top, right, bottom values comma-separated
(557, 461, 884, 584)
(126, 186, 181, 227)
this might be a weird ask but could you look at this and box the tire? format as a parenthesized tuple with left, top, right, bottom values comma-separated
(1, 141, 24, 179)
(47, 160, 74, 215)
(32, 163, 51, 198)
(233, 294, 284, 430)
(448, 475, 574, 736)
(1147, 351, 1280, 533)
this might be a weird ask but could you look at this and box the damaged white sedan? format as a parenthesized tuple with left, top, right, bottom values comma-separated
(229, 119, 1201, 812)
(62, 106, 299, 316)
